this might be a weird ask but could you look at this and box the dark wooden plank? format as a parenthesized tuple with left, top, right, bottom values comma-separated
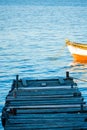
(13, 86, 79, 91)
(5, 121, 87, 129)
(7, 104, 86, 109)
(6, 96, 83, 101)
(18, 78, 75, 87)
(13, 108, 81, 114)
(6, 94, 76, 101)
(7, 117, 87, 124)
(6, 104, 86, 114)
(9, 113, 87, 119)
(9, 87, 81, 96)
(5, 128, 73, 130)
(5, 127, 73, 130)
(7, 97, 84, 106)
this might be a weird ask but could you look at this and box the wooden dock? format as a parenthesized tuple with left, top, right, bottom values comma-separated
(1, 72, 87, 130)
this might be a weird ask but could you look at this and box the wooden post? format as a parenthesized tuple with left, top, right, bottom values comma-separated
(13, 90, 17, 98)
(81, 104, 83, 112)
(66, 71, 69, 78)
(16, 75, 19, 89)
(10, 108, 16, 115)
(71, 84, 73, 88)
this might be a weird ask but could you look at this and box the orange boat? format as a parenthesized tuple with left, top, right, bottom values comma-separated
(66, 39, 87, 63)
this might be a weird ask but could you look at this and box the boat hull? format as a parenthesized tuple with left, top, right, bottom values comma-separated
(72, 54, 87, 63)
(66, 40, 87, 63)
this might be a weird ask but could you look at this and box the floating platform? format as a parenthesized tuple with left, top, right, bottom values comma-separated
(1, 72, 87, 130)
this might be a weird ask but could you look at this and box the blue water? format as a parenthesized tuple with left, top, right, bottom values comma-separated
(0, 1, 87, 129)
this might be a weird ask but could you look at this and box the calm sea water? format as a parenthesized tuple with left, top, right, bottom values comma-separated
(0, 3, 87, 129)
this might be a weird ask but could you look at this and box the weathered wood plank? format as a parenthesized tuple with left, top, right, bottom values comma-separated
(7, 104, 86, 109)
(12, 108, 81, 114)
(5, 128, 73, 130)
(17, 86, 75, 90)
(9, 87, 81, 97)
(5, 126, 87, 130)
(5, 121, 87, 129)
(6, 96, 83, 101)
(7, 97, 84, 106)
(18, 78, 75, 87)
(7, 117, 87, 124)
(6, 104, 87, 114)
(9, 113, 87, 119)
(6, 95, 76, 101)
(12, 86, 79, 91)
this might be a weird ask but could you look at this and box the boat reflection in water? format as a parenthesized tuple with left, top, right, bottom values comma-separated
(67, 62, 87, 86)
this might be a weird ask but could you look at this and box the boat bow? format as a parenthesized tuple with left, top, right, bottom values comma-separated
(66, 39, 87, 63)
